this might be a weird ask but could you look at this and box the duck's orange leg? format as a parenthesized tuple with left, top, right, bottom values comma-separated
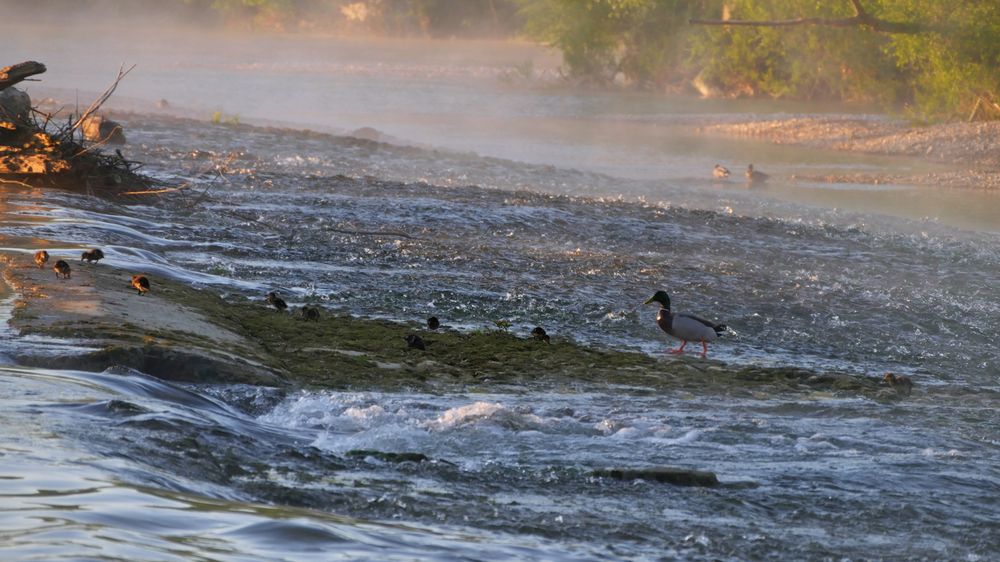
(669, 341, 687, 355)
(700, 340, 709, 359)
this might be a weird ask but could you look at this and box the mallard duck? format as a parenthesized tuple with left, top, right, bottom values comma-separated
(34, 250, 49, 269)
(405, 334, 426, 350)
(746, 164, 770, 183)
(713, 164, 730, 179)
(300, 305, 320, 321)
(80, 248, 105, 264)
(131, 274, 150, 295)
(427, 316, 440, 330)
(883, 373, 913, 395)
(53, 259, 71, 279)
(266, 291, 288, 312)
(644, 290, 726, 358)
(531, 326, 551, 343)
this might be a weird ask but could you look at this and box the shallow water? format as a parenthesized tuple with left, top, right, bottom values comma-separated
(2, 26, 1000, 561)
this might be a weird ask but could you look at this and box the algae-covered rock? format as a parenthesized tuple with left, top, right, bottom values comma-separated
(592, 467, 720, 487)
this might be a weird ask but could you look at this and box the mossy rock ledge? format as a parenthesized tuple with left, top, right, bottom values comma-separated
(2, 252, 895, 397)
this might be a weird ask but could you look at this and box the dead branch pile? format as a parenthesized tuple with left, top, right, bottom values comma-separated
(0, 61, 154, 195)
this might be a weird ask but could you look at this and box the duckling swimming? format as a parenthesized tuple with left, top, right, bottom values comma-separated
(531, 326, 551, 343)
(266, 291, 288, 312)
(53, 259, 71, 279)
(644, 290, 727, 358)
(746, 164, 770, 183)
(405, 334, 426, 350)
(883, 373, 913, 396)
(427, 316, 440, 330)
(713, 164, 730, 179)
(80, 248, 105, 264)
(300, 305, 320, 321)
(131, 274, 150, 295)
(34, 250, 49, 269)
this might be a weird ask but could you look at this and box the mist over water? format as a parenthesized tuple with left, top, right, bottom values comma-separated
(2, 20, 999, 562)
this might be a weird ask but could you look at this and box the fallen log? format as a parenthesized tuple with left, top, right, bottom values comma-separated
(0, 61, 47, 91)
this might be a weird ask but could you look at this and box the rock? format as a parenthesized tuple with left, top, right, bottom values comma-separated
(0, 87, 32, 125)
(81, 115, 126, 145)
(592, 466, 719, 487)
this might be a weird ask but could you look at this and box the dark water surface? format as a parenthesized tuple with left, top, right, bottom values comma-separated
(1, 27, 999, 561)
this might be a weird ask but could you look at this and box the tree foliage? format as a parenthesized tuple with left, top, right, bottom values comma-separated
(518, 0, 1000, 119)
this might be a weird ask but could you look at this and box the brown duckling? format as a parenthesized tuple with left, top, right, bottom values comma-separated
(404, 334, 426, 350)
(713, 164, 730, 179)
(531, 326, 551, 343)
(131, 275, 150, 295)
(81, 248, 105, 264)
(266, 291, 288, 312)
(883, 373, 913, 395)
(300, 305, 320, 321)
(34, 250, 49, 269)
(427, 316, 440, 330)
(53, 259, 71, 279)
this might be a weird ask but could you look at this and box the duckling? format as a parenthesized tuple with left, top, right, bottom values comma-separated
(53, 259, 71, 279)
(34, 250, 49, 269)
(266, 291, 288, 312)
(746, 164, 770, 183)
(404, 333, 426, 350)
(131, 274, 150, 295)
(644, 290, 727, 358)
(80, 248, 105, 264)
(713, 164, 730, 179)
(531, 326, 551, 343)
(300, 305, 320, 321)
(883, 373, 913, 396)
(427, 316, 440, 330)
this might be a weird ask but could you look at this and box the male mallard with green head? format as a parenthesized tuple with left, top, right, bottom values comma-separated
(131, 274, 150, 295)
(644, 290, 726, 358)
(34, 250, 49, 269)
(81, 248, 105, 264)
(746, 164, 769, 183)
(53, 259, 71, 279)
(713, 164, 730, 179)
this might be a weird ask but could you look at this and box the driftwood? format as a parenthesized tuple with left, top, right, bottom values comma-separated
(0, 61, 47, 91)
(690, 0, 930, 35)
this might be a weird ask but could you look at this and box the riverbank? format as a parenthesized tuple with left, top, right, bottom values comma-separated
(701, 117, 1000, 189)
(1, 249, 902, 399)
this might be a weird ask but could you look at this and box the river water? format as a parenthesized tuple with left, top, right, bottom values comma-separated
(2, 28, 1000, 561)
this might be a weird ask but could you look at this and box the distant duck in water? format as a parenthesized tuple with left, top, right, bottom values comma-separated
(80, 248, 105, 264)
(131, 274, 150, 295)
(644, 290, 726, 359)
(746, 164, 770, 183)
(713, 164, 730, 179)
(427, 316, 440, 330)
(34, 250, 49, 269)
(300, 305, 320, 321)
(266, 291, 288, 312)
(531, 326, 551, 343)
(883, 373, 913, 395)
(53, 260, 71, 279)
(405, 333, 426, 350)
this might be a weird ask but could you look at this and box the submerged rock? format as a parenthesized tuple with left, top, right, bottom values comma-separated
(81, 115, 126, 145)
(592, 466, 719, 487)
